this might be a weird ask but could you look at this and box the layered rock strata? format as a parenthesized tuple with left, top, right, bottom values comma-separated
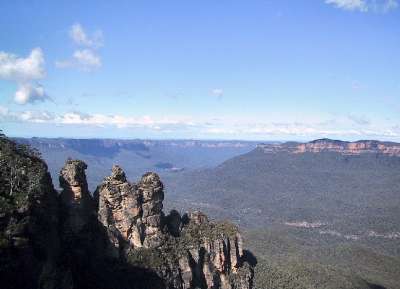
(258, 138, 400, 156)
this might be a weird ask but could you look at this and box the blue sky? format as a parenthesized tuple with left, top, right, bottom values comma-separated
(0, 0, 399, 141)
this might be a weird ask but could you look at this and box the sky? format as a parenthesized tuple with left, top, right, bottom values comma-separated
(0, 0, 399, 141)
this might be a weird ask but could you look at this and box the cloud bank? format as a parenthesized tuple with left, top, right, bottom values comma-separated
(1, 107, 399, 140)
(0, 48, 48, 104)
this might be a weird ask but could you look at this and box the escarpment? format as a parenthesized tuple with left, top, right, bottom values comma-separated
(0, 135, 254, 289)
(258, 138, 400, 156)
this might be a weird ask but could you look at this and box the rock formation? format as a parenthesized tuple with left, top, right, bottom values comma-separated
(0, 135, 254, 289)
(95, 165, 254, 289)
(59, 159, 93, 233)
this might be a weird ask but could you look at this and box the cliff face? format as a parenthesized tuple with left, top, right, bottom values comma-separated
(258, 139, 400, 156)
(0, 136, 253, 289)
(95, 166, 164, 254)
(95, 165, 253, 289)
(0, 137, 62, 289)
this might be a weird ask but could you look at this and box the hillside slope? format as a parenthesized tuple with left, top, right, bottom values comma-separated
(166, 140, 400, 238)
(164, 139, 400, 288)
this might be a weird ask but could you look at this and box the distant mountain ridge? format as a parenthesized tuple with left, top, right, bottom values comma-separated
(258, 138, 400, 156)
(13, 137, 259, 190)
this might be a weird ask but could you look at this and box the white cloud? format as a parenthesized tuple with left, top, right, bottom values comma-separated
(0, 108, 399, 140)
(325, 0, 368, 11)
(325, 0, 398, 12)
(0, 109, 194, 130)
(69, 23, 103, 48)
(211, 88, 224, 98)
(56, 49, 101, 71)
(0, 48, 44, 81)
(73, 49, 101, 69)
(56, 23, 103, 71)
(0, 48, 48, 104)
(14, 83, 47, 104)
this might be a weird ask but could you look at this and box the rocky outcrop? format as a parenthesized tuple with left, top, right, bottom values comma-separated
(138, 172, 165, 248)
(1, 134, 254, 289)
(258, 138, 400, 156)
(59, 159, 93, 234)
(95, 166, 254, 289)
(95, 166, 165, 256)
(175, 211, 252, 289)
(95, 164, 141, 254)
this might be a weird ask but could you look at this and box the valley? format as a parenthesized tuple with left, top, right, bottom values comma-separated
(12, 137, 400, 289)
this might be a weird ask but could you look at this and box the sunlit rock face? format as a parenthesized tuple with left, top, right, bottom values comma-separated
(95, 165, 254, 289)
(95, 165, 142, 255)
(138, 172, 165, 248)
(258, 139, 400, 156)
(95, 166, 165, 256)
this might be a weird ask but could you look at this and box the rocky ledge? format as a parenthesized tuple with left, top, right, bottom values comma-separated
(258, 138, 400, 156)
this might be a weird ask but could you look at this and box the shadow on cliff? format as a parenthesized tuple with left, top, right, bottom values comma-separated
(57, 207, 164, 289)
(242, 250, 257, 267)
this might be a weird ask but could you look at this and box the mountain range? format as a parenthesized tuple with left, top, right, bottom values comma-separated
(14, 138, 259, 190)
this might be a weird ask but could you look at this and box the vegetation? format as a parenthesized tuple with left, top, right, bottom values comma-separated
(246, 229, 400, 289)
(0, 132, 44, 214)
(181, 219, 239, 245)
(127, 247, 165, 269)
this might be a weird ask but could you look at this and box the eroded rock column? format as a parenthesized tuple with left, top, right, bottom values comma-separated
(138, 172, 165, 248)
(59, 159, 93, 233)
(95, 165, 143, 256)
(95, 166, 165, 257)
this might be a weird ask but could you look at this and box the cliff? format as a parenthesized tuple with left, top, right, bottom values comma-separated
(258, 138, 400, 156)
(0, 136, 253, 289)
(95, 165, 253, 289)
(0, 136, 61, 289)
